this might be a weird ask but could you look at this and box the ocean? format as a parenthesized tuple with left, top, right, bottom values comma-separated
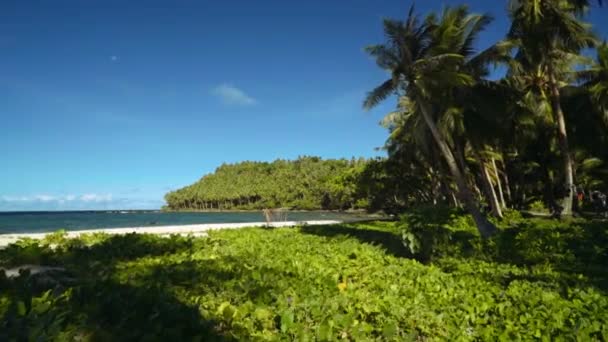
(0, 211, 369, 234)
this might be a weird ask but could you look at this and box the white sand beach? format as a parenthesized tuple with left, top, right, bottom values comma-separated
(0, 220, 342, 248)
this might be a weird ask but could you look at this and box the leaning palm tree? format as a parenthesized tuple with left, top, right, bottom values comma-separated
(364, 6, 498, 237)
(508, 0, 598, 215)
(382, 96, 457, 206)
(459, 79, 524, 215)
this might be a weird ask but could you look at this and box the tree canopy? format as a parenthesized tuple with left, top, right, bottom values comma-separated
(164, 157, 371, 211)
(362, 2, 608, 235)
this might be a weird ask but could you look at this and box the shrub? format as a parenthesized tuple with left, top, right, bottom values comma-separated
(528, 200, 549, 213)
(399, 207, 608, 279)
(399, 206, 483, 262)
(41, 230, 69, 246)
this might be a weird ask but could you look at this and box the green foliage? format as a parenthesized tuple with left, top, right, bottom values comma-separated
(41, 229, 68, 246)
(1, 218, 606, 340)
(0, 289, 80, 341)
(164, 156, 428, 214)
(399, 206, 482, 262)
(399, 207, 608, 288)
(164, 156, 372, 211)
(529, 200, 550, 213)
(0, 238, 55, 267)
(498, 208, 524, 224)
(363, 0, 608, 222)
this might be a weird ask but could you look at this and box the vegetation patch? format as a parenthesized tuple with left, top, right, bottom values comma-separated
(1, 217, 607, 340)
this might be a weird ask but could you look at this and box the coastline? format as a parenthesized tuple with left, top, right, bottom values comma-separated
(0, 220, 343, 248)
(160, 208, 374, 214)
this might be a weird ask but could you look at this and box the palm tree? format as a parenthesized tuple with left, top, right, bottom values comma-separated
(508, 0, 598, 215)
(381, 96, 456, 206)
(364, 5, 498, 237)
(578, 42, 608, 121)
(459, 80, 523, 216)
(453, 37, 518, 218)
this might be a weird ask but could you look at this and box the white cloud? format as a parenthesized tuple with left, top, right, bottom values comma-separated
(80, 193, 113, 202)
(211, 84, 257, 106)
(34, 194, 56, 202)
(110, 55, 118, 62)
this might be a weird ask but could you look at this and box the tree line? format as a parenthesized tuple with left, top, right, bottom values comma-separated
(364, 0, 608, 236)
(163, 156, 448, 213)
(164, 157, 371, 211)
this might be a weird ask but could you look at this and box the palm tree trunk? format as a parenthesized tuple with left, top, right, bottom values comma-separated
(473, 151, 503, 219)
(435, 149, 453, 205)
(549, 70, 574, 216)
(418, 101, 497, 237)
(428, 167, 439, 205)
(454, 140, 468, 180)
(451, 191, 460, 208)
(473, 183, 483, 202)
(543, 167, 557, 212)
(491, 157, 507, 209)
(500, 159, 512, 204)
(431, 146, 451, 205)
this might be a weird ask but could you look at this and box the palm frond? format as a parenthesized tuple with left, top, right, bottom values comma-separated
(364, 45, 400, 70)
(581, 157, 603, 171)
(468, 39, 517, 77)
(363, 79, 396, 110)
(413, 53, 465, 74)
(460, 13, 494, 58)
(574, 68, 601, 83)
(598, 42, 608, 69)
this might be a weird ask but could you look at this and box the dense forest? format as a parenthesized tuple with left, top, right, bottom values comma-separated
(361, 1, 608, 236)
(164, 157, 371, 211)
(163, 155, 454, 213)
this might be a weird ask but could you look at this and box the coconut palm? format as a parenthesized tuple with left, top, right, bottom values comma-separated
(508, 0, 598, 215)
(381, 96, 457, 207)
(364, 5, 499, 237)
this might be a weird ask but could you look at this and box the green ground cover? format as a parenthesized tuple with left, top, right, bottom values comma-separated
(1, 213, 607, 341)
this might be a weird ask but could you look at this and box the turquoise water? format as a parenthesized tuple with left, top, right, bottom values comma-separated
(0, 211, 369, 234)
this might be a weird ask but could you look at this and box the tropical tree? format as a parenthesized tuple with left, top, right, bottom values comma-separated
(364, 5, 499, 237)
(380, 97, 455, 207)
(507, 0, 598, 215)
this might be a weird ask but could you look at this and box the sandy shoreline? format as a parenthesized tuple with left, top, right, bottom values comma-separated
(0, 220, 342, 248)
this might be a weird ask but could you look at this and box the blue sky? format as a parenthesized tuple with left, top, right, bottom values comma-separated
(0, 1, 606, 211)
